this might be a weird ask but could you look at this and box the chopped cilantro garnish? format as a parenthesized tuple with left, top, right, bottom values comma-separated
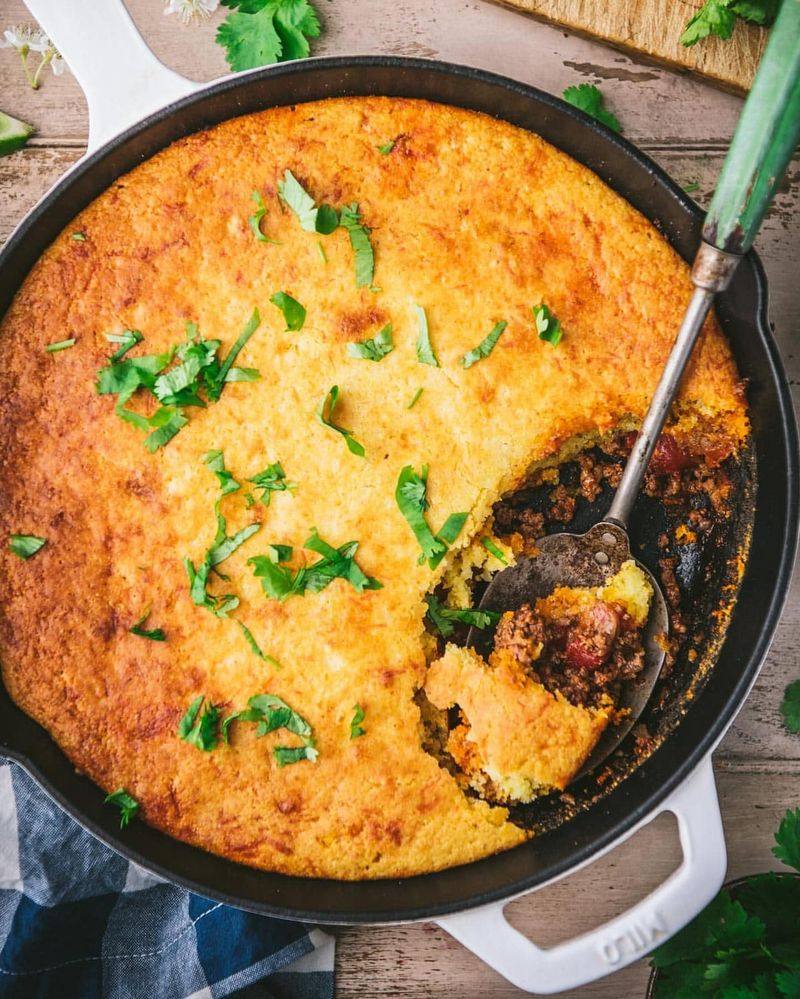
(178, 695, 221, 751)
(46, 338, 76, 353)
(338, 203, 375, 288)
(350, 703, 366, 738)
(185, 557, 240, 617)
(97, 311, 261, 450)
(460, 321, 508, 369)
(424, 594, 500, 639)
(104, 789, 139, 829)
(208, 524, 261, 567)
(377, 139, 395, 155)
(395, 465, 468, 569)
(414, 305, 439, 367)
(237, 621, 281, 668)
(781, 679, 800, 734)
(70, 231, 86, 241)
(244, 491, 256, 509)
(222, 692, 317, 765)
(317, 240, 327, 263)
(249, 529, 381, 602)
(248, 189, 279, 244)
(270, 291, 306, 332)
(203, 449, 240, 496)
(346, 324, 394, 362)
(130, 607, 166, 642)
(481, 537, 508, 565)
(9, 534, 46, 559)
(317, 385, 366, 457)
(407, 387, 424, 410)
(533, 303, 563, 347)
(247, 461, 297, 506)
(562, 83, 621, 133)
(277, 168, 337, 234)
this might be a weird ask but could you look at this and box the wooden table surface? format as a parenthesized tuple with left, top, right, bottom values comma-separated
(1, 2, 798, 996)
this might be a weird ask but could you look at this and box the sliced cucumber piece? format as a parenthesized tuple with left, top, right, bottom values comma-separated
(0, 111, 34, 157)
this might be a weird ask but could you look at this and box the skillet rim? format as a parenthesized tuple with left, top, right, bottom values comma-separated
(0, 55, 797, 924)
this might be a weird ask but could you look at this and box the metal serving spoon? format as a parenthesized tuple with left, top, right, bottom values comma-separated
(468, 0, 800, 776)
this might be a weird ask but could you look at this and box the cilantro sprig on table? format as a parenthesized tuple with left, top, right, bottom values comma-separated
(248, 529, 382, 601)
(562, 84, 621, 134)
(649, 807, 800, 998)
(96, 312, 261, 452)
(395, 465, 468, 570)
(216, 0, 321, 72)
(680, 0, 779, 47)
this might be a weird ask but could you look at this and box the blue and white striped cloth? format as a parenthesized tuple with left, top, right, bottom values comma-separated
(0, 759, 334, 998)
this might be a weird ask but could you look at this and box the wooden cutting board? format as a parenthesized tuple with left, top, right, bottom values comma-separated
(493, 0, 769, 93)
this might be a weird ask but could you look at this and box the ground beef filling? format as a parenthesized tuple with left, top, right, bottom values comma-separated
(493, 599, 646, 709)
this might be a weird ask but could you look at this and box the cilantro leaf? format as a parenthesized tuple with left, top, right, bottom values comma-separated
(46, 338, 76, 353)
(461, 321, 508, 369)
(104, 789, 139, 829)
(178, 695, 221, 751)
(680, 0, 737, 45)
(730, 0, 780, 25)
(270, 291, 306, 331)
(9, 534, 46, 559)
(317, 384, 366, 456)
(144, 408, 189, 452)
(777, 971, 800, 997)
(205, 308, 262, 400)
(274, 744, 318, 766)
(533, 303, 563, 347)
(130, 608, 166, 642)
(185, 557, 240, 617)
(774, 808, 800, 872)
(209, 523, 261, 567)
(338, 203, 375, 288)
(249, 531, 381, 600)
(216, 0, 320, 71)
(106, 329, 144, 362)
(414, 304, 439, 367)
(780, 679, 800, 734)
(247, 461, 297, 506)
(277, 168, 336, 233)
(248, 189, 279, 243)
(652, 890, 766, 968)
(395, 465, 467, 569)
(408, 387, 424, 409)
(248, 546, 306, 601)
(377, 139, 395, 155)
(315, 204, 339, 235)
(562, 83, 621, 133)
(350, 703, 366, 738)
(203, 449, 241, 496)
(346, 323, 394, 361)
(425, 594, 500, 639)
(70, 232, 86, 241)
(237, 621, 281, 668)
(481, 537, 509, 564)
(222, 691, 317, 764)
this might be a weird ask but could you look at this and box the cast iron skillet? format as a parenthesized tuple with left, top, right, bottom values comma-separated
(0, 57, 797, 923)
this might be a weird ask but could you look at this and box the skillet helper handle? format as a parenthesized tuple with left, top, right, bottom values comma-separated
(436, 757, 726, 995)
(22, 0, 199, 154)
(703, 0, 800, 256)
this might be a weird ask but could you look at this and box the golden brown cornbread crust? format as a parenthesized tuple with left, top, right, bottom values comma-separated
(0, 97, 747, 879)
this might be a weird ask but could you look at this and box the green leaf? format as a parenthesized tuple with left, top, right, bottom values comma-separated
(780, 679, 800, 734)
(377, 139, 395, 155)
(562, 83, 621, 133)
(206, 307, 262, 400)
(774, 808, 800, 873)
(277, 168, 319, 232)
(130, 608, 166, 642)
(776, 970, 800, 996)
(104, 789, 139, 829)
(248, 554, 305, 601)
(105, 329, 144, 362)
(350, 703, 366, 738)
(70, 231, 87, 242)
(737, 873, 800, 951)
(408, 387, 424, 409)
(729, 0, 780, 25)
(178, 695, 221, 751)
(346, 323, 394, 361)
(533, 303, 563, 347)
(317, 240, 327, 263)
(209, 523, 261, 567)
(248, 189, 279, 243)
(437, 512, 468, 546)
(338, 203, 375, 288)
(270, 291, 306, 331)
(317, 384, 366, 457)
(222, 691, 317, 762)
(274, 743, 318, 766)
(460, 321, 508, 369)
(315, 203, 339, 235)
(46, 338, 76, 353)
(395, 465, 467, 569)
(247, 461, 297, 506)
(481, 537, 509, 564)
(237, 621, 281, 668)
(216, 7, 281, 70)
(203, 449, 241, 496)
(680, 0, 737, 46)
(652, 960, 708, 997)
(9, 534, 46, 559)
(424, 594, 501, 639)
(144, 407, 188, 453)
(184, 557, 240, 618)
(414, 304, 439, 367)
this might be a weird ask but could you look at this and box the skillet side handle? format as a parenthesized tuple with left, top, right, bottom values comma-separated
(436, 757, 726, 995)
(22, 0, 200, 153)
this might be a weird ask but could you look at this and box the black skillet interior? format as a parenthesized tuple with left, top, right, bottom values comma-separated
(0, 58, 797, 923)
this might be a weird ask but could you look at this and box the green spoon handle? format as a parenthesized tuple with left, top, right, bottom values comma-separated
(704, 0, 800, 255)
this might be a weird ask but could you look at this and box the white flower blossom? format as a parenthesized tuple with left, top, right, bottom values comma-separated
(1, 23, 47, 53)
(48, 49, 66, 76)
(163, 0, 219, 24)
